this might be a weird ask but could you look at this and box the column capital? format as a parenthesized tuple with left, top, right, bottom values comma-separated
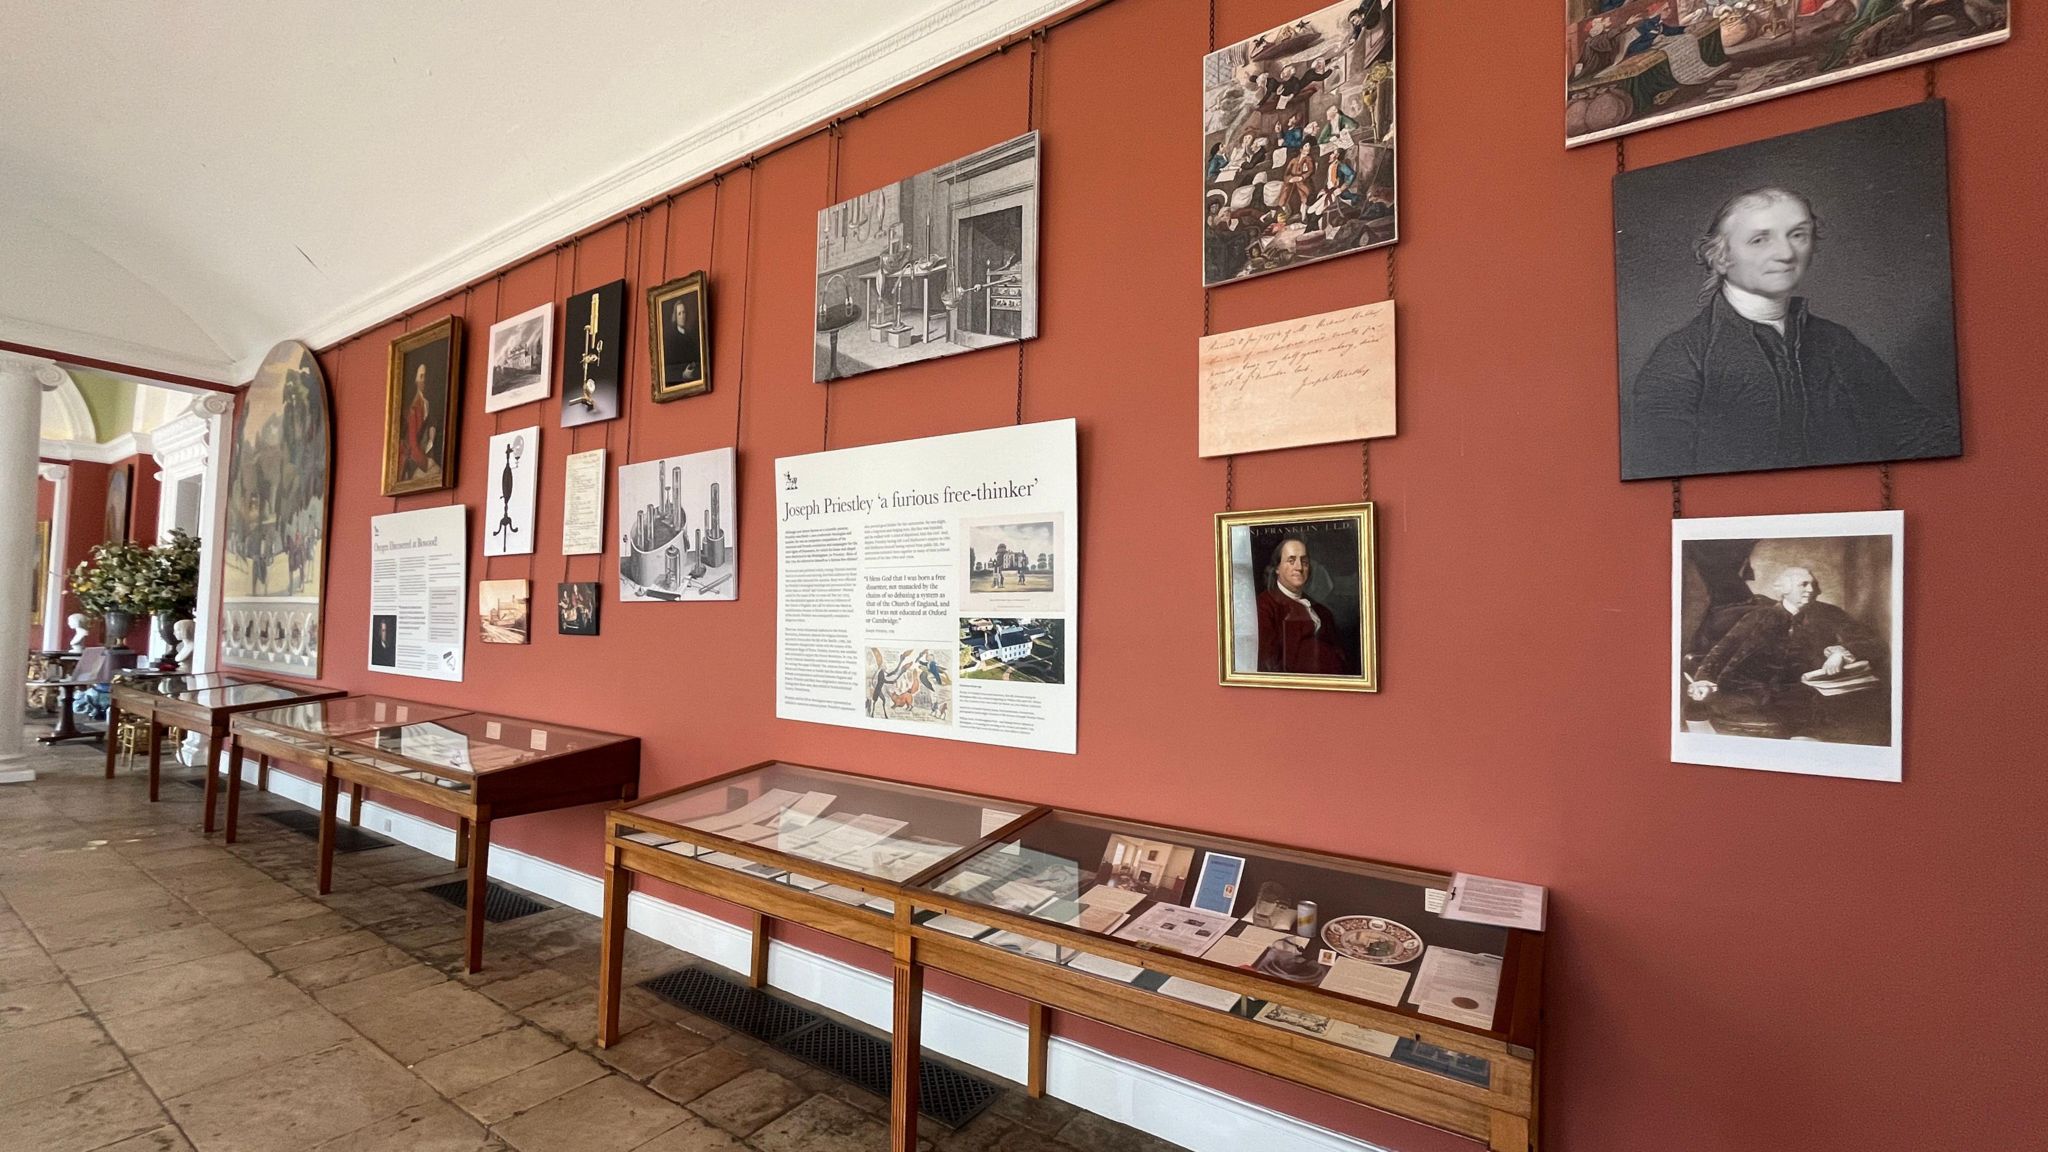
(0, 352, 66, 390)
(195, 391, 235, 417)
(37, 461, 69, 482)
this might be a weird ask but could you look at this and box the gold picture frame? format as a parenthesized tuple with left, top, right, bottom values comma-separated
(382, 316, 464, 496)
(1216, 503, 1377, 693)
(32, 520, 49, 627)
(647, 271, 710, 403)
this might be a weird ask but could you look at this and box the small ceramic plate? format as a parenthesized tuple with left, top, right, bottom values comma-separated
(1321, 915, 1424, 965)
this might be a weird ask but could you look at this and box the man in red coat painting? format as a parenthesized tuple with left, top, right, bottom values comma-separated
(1256, 537, 1354, 675)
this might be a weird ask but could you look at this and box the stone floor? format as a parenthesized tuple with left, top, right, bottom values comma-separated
(0, 733, 1189, 1152)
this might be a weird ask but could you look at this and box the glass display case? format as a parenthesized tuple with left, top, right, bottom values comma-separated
(231, 695, 471, 757)
(328, 711, 634, 793)
(614, 761, 1039, 916)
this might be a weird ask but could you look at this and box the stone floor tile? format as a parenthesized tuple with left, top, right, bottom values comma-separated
(149, 859, 271, 898)
(0, 943, 64, 992)
(749, 1093, 893, 1152)
(625, 1114, 750, 1151)
(933, 1111, 1014, 1152)
(78, 948, 274, 1019)
(410, 1025, 568, 1098)
(454, 1049, 610, 1126)
(291, 944, 421, 994)
(180, 878, 301, 913)
(0, 1015, 128, 1108)
(166, 1039, 436, 1152)
(26, 902, 211, 954)
(494, 1074, 687, 1152)
(95, 1124, 198, 1152)
(128, 1006, 356, 1100)
(234, 908, 359, 954)
(312, 958, 448, 1011)
(340, 979, 521, 1066)
(0, 1071, 171, 1152)
(646, 1045, 756, 1105)
(265, 927, 385, 972)
(5, 878, 177, 925)
(203, 895, 332, 935)
(309, 1098, 496, 1152)
(989, 1090, 1079, 1135)
(686, 1068, 809, 1138)
(591, 1020, 717, 1081)
(471, 965, 585, 1011)
(522, 985, 649, 1046)
(99, 973, 316, 1055)
(52, 922, 241, 986)
(0, 977, 88, 1032)
(1053, 1110, 1178, 1152)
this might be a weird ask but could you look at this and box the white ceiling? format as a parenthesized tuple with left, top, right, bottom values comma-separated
(0, 0, 1084, 385)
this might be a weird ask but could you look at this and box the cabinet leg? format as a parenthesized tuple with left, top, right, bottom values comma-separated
(596, 851, 632, 1048)
(464, 814, 492, 974)
(454, 817, 470, 869)
(200, 730, 223, 834)
(104, 702, 120, 778)
(224, 735, 243, 844)
(146, 721, 162, 801)
(257, 753, 270, 792)
(1489, 1110, 1531, 1152)
(317, 772, 339, 895)
(1027, 1002, 1049, 1098)
(349, 783, 364, 827)
(890, 935, 921, 1152)
(749, 912, 770, 989)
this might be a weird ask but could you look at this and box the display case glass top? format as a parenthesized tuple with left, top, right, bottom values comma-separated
(233, 696, 472, 746)
(619, 762, 1037, 885)
(332, 711, 634, 780)
(916, 809, 1517, 1036)
(121, 671, 264, 697)
(175, 682, 327, 708)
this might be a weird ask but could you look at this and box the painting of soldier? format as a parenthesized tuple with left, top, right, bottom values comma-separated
(224, 340, 331, 676)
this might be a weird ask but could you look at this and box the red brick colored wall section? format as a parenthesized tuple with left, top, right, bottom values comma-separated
(282, 3, 2045, 1148)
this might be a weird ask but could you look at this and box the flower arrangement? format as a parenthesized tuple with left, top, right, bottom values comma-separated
(66, 530, 202, 618)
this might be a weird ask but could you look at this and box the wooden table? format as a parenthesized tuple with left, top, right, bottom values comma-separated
(31, 677, 99, 744)
(595, 762, 1544, 1152)
(125, 679, 346, 835)
(227, 695, 473, 848)
(323, 711, 640, 972)
(107, 671, 269, 799)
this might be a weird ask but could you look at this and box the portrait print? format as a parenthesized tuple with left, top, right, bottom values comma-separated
(224, 341, 331, 676)
(368, 613, 398, 669)
(1617, 103, 1962, 481)
(1566, 0, 2009, 147)
(648, 272, 710, 402)
(557, 582, 600, 636)
(562, 280, 625, 427)
(383, 317, 463, 496)
(1218, 504, 1378, 692)
(104, 462, 132, 543)
(1202, 0, 1397, 286)
(863, 646, 951, 725)
(485, 301, 552, 412)
(815, 132, 1038, 382)
(477, 579, 531, 645)
(1673, 510, 1903, 782)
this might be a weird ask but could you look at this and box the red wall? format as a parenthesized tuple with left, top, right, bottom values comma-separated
(117, 454, 160, 546)
(294, 3, 2046, 1149)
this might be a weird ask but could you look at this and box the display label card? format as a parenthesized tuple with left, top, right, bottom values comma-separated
(1189, 852, 1246, 916)
(775, 420, 1079, 754)
(367, 506, 467, 682)
(562, 448, 607, 556)
(1443, 873, 1547, 931)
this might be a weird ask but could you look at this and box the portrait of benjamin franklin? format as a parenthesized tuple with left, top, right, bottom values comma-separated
(1616, 104, 1963, 481)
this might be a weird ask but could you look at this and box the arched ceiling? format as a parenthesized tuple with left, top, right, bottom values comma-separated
(0, 0, 1085, 384)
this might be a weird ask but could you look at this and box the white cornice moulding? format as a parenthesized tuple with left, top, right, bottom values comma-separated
(0, 313, 238, 386)
(38, 429, 156, 465)
(263, 0, 1090, 381)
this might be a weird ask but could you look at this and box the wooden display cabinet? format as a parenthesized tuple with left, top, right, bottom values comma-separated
(322, 711, 640, 972)
(228, 696, 473, 849)
(107, 673, 342, 836)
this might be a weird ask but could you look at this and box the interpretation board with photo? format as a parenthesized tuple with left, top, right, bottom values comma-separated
(776, 419, 1079, 754)
(616, 447, 737, 602)
(562, 448, 606, 556)
(1565, 0, 2008, 148)
(562, 280, 625, 427)
(1617, 102, 1961, 481)
(814, 131, 1038, 383)
(1198, 300, 1395, 456)
(485, 302, 553, 412)
(482, 426, 539, 558)
(222, 340, 330, 677)
(1202, 0, 1397, 286)
(1218, 503, 1377, 692)
(368, 505, 467, 682)
(1673, 510, 1903, 782)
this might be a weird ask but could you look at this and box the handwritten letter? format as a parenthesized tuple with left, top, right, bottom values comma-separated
(1197, 301, 1396, 457)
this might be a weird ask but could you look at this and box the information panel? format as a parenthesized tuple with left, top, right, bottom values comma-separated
(367, 505, 467, 682)
(776, 420, 1078, 754)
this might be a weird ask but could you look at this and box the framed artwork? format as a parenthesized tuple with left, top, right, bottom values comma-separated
(482, 426, 539, 558)
(562, 279, 625, 426)
(1617, 103, 1961, 480)
(224, 341, 332, 676)
(485, 301, 553, 412)
(477, 579, 531, 645)
(616, 447, 737, 602)
(814, 131, 1038, 382)
(1674, 510, 1903, 782)
(648, 271, 710, 402)
(382, 316, 463, 496)
(1566, 0, 2009, 148)
(1202, 1, 1397, 286)
(104, 462, 132, 543)
(32, 520, 49, 627)
(557, 582, 600, 636)
(1216, 503, 1378, 692)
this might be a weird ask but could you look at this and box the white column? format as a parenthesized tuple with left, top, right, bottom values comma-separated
(38, 462, 70, 651)
(1, 354, 66, 783)
(190, 393, 233, 675)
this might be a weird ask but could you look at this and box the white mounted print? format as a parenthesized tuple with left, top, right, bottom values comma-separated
(617, 447, 737, 602)
(486, 302, 554, 412)
(483, 426, 539, 558)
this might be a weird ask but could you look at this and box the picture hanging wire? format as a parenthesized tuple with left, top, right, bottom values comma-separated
(1016, 37, 1040, 427)
(1880, 462, 1894, 511)
(491, 273, 506, 439)
(622, 210, 639, 464)
(823, 122, 843, 451)
(1208, 0, 1228, 511)
(733, 161, 758, 449)
(448, 286, 473, 509)
(391, 309, 410, 513)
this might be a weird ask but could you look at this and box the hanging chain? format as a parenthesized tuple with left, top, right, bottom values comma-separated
(623, 211, 639, 463)
(1925, 61, 1939, 102)
(824, 125, 842, 451)
(1616, 137, 1627, 175)
(1880, 463, 1894, 511)
(1671, 479, 1683, 518)
(734, 162, 757, 447)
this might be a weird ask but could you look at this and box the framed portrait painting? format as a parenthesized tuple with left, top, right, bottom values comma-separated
(1217, 503, 1377, 692)
(105, 462, 132, 543)
(648, 271, 710, 402)
(382, 316, 463, 496)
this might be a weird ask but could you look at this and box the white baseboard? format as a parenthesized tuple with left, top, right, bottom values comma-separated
(247, 760, 1391, 1152)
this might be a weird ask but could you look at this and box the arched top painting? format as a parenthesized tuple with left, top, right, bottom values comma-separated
(223, 340, 331, 677)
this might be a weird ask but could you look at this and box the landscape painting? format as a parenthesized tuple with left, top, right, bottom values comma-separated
(223, 340, 330, 676)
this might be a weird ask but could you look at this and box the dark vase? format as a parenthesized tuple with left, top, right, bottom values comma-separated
(101, 610, 134, 650)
